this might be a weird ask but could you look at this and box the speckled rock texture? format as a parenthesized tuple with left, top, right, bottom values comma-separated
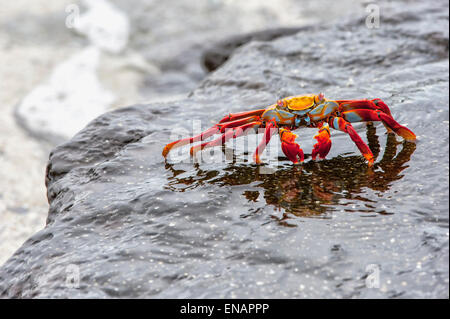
(0, 0, 448, 298)
(201, 27, 307, 72)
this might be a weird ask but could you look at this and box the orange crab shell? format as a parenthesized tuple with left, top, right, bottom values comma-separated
(278, 94, 325, 111)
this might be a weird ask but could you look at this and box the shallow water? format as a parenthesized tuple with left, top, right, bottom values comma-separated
(166, 127, 417, 220)
(149, 118, 446, 298)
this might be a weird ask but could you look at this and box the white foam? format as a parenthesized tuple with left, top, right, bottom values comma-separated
(16, 46, 115, 140)
(74, 0, 130, 54)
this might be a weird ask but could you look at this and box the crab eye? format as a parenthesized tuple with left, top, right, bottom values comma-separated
(318, 93, 324, 101)
(277, 100, 284, 107)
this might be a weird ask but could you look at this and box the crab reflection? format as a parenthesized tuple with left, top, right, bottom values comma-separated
(165, 125, 416, 219)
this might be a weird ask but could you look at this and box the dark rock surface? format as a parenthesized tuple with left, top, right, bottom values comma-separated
(202, 27, 310, 72)
(0, 0, 448, 298)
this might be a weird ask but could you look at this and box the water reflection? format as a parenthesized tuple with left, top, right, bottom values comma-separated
(165, 125, 416, 219)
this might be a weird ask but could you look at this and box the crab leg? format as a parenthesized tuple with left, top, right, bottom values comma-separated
(190, 121, 262, 156)
(162, 126, 220, 157)
(219, 109, 266, 123)
(163, 115, 261, 158)
(329, 116, 374, 166)
(217, 115, 261, 132)
(337, 99, 394, 133)
(162, 113, 265, 157)
(336, 99, 392, 117)
(341, 109, 416, 141)
(312, 122, 332, 160)
(253, 120, 277, 164)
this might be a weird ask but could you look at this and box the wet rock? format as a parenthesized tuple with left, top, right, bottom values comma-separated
(0, 0, 448, 298)
(202, 27, 312, 72)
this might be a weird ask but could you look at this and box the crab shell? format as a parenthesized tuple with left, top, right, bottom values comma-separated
(277, 93, 325, 111)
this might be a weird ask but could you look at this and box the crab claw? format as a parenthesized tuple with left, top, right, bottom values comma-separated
(312, 123, 332, 160)
(280, 128, 304, 164)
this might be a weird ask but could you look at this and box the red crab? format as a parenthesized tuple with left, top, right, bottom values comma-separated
(162, 93, 416, 166)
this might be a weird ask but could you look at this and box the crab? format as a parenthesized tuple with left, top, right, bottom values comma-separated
(162, 93, 416, 166)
